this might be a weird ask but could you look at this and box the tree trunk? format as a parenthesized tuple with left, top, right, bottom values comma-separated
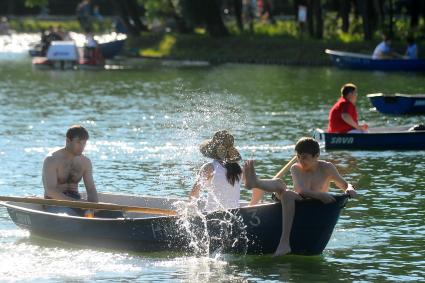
(313, 0, 323, 38)
(233, 0, 243, 32)
(109, 0, 147, 36)
(358, 0, 372, 40)
(7, 0, 15, 15)
(126, 0, 148, 32)
(204, 0, 229, 36)
(372, 0, 383, 30)
(409, 0, 420, 28)
(306, 0, 314, 37)
(168, 0, 193, 33)
(388, 0, 394, 38)
(340, 0, 350, 32)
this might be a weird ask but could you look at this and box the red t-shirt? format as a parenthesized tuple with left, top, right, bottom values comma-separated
(327, 97, 358, 133)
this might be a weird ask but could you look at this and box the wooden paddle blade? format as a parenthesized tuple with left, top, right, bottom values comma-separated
(0, 196, 177, 216)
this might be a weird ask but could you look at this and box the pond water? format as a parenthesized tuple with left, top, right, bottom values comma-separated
(1, 35, 425, 282)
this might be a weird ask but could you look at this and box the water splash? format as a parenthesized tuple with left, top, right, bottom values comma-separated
(173, 186, 248, 256)
(174, 199, 210, 256)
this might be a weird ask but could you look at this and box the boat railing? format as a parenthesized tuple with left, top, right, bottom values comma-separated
(325, 49, 372, 59)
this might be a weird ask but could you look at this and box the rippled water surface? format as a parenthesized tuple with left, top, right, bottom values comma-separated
(1, 35, 425, 282)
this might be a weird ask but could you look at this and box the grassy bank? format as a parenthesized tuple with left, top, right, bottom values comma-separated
(9, 17, 420, 66)
(129, 33, 397, 66)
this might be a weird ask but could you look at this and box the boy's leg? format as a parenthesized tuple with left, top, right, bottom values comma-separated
(250, 188, 264, 206)
(244, 160, 286, 193)
(274, 190, 301, 256)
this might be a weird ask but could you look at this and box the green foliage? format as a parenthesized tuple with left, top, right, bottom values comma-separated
(323, 13, 364, 42)
(9, 18, 112, 33)
(139, 34, 177, 57)
(139, 0, 174, 21)
(24, 0, 48, 8)
(253, 21, 299, 37)
(179, 0, 206, 27)
(132, 32, 380, 63)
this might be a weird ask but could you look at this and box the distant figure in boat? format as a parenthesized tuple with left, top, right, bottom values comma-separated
(328, 83, 368, 134)
(42, 125, 98, 215)
(0, 16, 11, 35)
(245, 137, 357, 256)
(405, 36, 418, 60)
(189, 130, 244, 211)
(372, 34, 397, 59)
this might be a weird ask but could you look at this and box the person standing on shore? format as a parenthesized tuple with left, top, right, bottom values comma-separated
(76, 0, 92, 33)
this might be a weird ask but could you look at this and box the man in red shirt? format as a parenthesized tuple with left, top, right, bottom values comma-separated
(328, 83, 368, 133)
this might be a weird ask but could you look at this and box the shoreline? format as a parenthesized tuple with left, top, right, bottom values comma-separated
(125, 33, 399, 67)
(2, 31, 412, 67)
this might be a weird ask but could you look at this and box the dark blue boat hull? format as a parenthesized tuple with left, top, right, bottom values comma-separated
(326, 49, 425, 71)
(98, 39, 125, 59)
(5, 195, 348, 255)
(315, 130, 425, 150)
(368, 94, 425, 115)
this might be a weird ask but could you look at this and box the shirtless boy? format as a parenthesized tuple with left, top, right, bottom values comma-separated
(42, 125, 98, 211)
(245, 137, 357, 256)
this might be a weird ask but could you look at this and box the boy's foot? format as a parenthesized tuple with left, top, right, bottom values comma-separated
(273, 242, 291, 257)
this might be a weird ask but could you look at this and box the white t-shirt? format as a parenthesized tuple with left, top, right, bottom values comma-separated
(406, 44, 418, 59)
(372, 41, 391, 59)
(204, 160, 242, 211)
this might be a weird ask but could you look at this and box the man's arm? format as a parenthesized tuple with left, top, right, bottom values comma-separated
(189, 163, 213, 199)
(43, 157, 77, 201)
(327, 163, 357, 198)
(291, 165, 335, 204)
(341, 113, 368, 132)
(82, 158, 98, 202)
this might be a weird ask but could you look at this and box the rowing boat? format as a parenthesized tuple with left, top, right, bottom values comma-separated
(367, 93, 425, 115)
(325, 49, 425, 71)
(314, 126, 425, 150)
(1, 193, 349, 255)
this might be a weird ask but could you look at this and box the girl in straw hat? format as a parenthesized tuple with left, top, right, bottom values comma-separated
(189, 130, 244, 211)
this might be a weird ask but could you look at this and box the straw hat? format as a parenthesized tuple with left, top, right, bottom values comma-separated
(199, 130, 241, 163)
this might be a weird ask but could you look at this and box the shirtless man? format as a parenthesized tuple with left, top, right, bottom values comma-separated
(245, 137, 356, 256)
(42, 125, 98, 214)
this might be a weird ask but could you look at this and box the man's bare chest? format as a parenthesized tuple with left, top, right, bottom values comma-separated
(57, 160, 84, 184)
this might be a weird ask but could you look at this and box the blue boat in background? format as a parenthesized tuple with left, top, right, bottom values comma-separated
(314, 126, 425, 150)
(325, 49, 425, 71)
(2, 193, 349, 255)
(98, 39, 125, 59)
(367, 93, 425, 115)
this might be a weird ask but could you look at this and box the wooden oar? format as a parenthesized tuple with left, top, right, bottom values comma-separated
(249, 155, 298, 205)
(0, 196, 177, 216)
(273, 155, 297, 179)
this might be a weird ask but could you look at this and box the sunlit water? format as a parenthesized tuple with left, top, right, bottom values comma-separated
(1, 35, 425, 282)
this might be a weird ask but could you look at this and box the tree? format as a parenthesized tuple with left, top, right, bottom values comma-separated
(233, 0, 243, 32)
(304, 0, 323, 39)
(340, 0, 351, 33)
(110, 0, 148, 36)
(358, 0, 375, 40)
(180, 0, 229, 36)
